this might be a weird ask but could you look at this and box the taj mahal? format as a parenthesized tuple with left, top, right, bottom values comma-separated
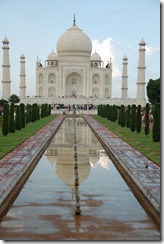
(1, 17, 146, 107)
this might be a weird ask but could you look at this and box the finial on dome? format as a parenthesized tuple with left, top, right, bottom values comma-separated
(73, 14, 76, 25)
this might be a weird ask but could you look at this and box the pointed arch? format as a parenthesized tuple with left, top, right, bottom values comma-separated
(92, 74, 100, 85)
(105, 88, 109, 97)
(105, 74, 109, 84)
(39, 73, 43, 84)
(39, 87, 43, 97)
(65, 72, 82, 97)
(48, 87, 56, 97)
(48, 73, 56, 84)
(92, 88, 99, 98)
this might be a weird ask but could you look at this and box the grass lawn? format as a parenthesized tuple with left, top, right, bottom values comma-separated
(92, 115, 160, 166)
(0, 114, 57, 159)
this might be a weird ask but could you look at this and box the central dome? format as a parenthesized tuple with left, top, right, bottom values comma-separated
(56, 23, 92, 58)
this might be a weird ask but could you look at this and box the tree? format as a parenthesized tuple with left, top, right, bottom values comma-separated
(2, 103, 9, 136)
(9, 102, 15, 133)
(146, 78, 160, 105)
(48, 104, 51, 116)
(119, 105, 125, 127)
(144, 103, 149, 136)
(37, 105, 40, 120)
(126, 105, 131, 128)
(112, 105, 118, 122)
(130, 104, 136, 132)
(0, 99, 8, 106)
(20, 103, 25, 128)
(152, 103, 160, 142)
(41, 104, 45, 118)
(31, 103, 37, 122)
(9, 94, 20, 104)
(15, 106, 21, 130)
(136, 105, 141, 133)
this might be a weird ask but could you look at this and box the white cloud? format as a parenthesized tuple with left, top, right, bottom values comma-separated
(92, 38, 122, 78)
(113, 67, 121, 78)
(127, 45, 138, 52)
(146, 45, 160, 55)
(92, 38, 113, 65)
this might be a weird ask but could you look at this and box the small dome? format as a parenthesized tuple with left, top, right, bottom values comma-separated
(139, 38, 146, 46)
(56, 23, 92, 57)
(123, 54, 128, 60)
(91, 52, 101, 61)
(47, 50, 58, 60)
(20, 53, 25, 58)
(2, 36, 9, 43)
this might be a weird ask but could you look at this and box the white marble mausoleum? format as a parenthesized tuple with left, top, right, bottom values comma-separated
(1, 17, 147, 107)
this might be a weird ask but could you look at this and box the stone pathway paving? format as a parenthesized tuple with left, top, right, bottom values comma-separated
(83, 115, 160, 214)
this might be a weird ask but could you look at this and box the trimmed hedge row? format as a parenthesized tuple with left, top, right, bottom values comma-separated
(98, 103, 160, 142)
(1, 103, 52, 136)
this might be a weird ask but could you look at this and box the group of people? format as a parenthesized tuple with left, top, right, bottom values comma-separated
(54, 104, 96, 113)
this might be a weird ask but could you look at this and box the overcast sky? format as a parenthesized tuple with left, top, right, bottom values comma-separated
(0, 0, 160, 99)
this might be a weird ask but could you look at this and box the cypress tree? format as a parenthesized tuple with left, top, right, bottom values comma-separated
(9, 102, 15, 133)
(152, 103, 160, 142)
(101, 105, 106, 118)
(31, 103, 38, 122)
(109, 105, 112, 121)
(48, 104, 51, 116)
(45, 103, 48, 117)
(120, 105, 125, 127)
(2, 103, 9, 136)
(15, 106, 21, 130)
(136, 105, 142, 133)
(118, 107, 121, 125)
(29, 104, 32, 122)
(37, 105, 40, 120)
(130, 104, 136, 132)
(106, 104, 110, 120)
(144, 103, 149, 136)
(31, 104, 35, 122)
(97, 105, 100, 115)
(41, 104, 44, 118)
(126, 105, 131, 128)
(20, 103, 25, 128)
(113, 105, 118, 122)
(26, 104, 30, 124)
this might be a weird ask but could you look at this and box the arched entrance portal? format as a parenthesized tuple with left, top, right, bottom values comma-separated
(65, 72, 83, 97)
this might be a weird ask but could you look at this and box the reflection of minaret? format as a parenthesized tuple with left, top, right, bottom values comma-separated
(121, 55, 128, 99)
(19, 53, 26, 99)
(1, 36, 11, 100)
(73, 117, 81, 215)
(136, 38, 146, 105)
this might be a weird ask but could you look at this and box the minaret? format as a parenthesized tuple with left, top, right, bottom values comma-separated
(1, 36, 11, 100)
(136, 38, 146, 106)
(121, 55, 128, 100)
(19, 53, 26, 99)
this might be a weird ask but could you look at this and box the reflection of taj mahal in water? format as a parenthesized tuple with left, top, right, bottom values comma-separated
(45, 117, 111, 189)
(1, 16, 146, 107)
